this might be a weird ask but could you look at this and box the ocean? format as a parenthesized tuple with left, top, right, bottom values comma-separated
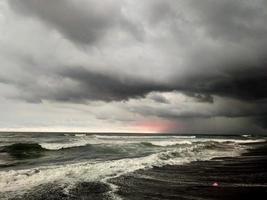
(0, 133, 266, 200)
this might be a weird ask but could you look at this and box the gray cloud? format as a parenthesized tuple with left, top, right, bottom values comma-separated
(58, 67, 172, 102)
(183, 92, 214, 103)
(2, 65, 266, 104)
(4, 0, 267, 104)
(8, 0, 142, 44)
(1, 0, 267, 132)
(187, 0, 267, 42)
(130, 97, 267, 120)
(177, 67, 267, 102)
(0, 66, 173, 103)
(129, 97, 267, 132)
(147, 93, 170, 104)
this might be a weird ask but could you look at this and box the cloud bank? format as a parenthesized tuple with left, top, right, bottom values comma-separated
(0, 0, 266, 133)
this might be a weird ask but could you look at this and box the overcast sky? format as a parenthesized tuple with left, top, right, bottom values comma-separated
(0, 0, 266, 134)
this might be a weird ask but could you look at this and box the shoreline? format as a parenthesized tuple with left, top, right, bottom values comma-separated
(109, 142, 267, 200)
(4, 142, 267, 200)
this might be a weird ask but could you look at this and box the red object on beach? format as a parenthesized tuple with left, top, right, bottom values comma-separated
(212, 182, 219, 187)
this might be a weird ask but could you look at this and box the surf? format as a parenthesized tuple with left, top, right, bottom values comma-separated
(0, 140, 246, 198)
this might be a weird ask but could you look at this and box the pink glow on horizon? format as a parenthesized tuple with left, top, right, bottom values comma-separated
(212, 182, 219, 187)
(133, 120, 184, 133)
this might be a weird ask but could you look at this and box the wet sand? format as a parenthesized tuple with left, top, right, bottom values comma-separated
(109, 142, 267, 200)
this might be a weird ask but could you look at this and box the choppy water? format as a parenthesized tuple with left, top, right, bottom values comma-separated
(0, 133, 266, 199)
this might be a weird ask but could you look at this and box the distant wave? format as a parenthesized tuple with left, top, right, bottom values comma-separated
(40, 141, 89, 150)
(1, 138, 264, 161)
(139, 140, 251, 148)
(94, 135, 196, 140)
(40, 137, 266, 150)
(75, 134, 87, 137)
(0, 143, 47, 152)
(2, 138, 264, 158)
(0, 143, 47, 159)
(0, 142, 91, 153)
(200, 139, 266, 144)
(242, 134, 251, 138)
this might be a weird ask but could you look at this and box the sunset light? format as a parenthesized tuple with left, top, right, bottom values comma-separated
(134, 120, 182, 133)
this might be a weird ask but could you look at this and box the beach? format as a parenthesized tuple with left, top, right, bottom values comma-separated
(110, 142, 267, 200)
(0, 133, 266, 200)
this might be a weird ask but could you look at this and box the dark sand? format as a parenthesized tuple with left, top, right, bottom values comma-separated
(109, 142, 267, 200)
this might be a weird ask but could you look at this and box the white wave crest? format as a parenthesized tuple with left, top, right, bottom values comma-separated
(150, 140, 193, 146)
(94, 135, 196, 140)
(40, 140, 89, 150)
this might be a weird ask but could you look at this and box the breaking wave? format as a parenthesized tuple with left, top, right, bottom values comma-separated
(41, 137, 266, 150)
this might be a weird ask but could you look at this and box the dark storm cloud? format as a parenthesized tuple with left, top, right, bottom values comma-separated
(145, 0, 267, 102)
(131, 99, 267, 120)
(0, 66, 174, 103)
(1, 63, 266, 104)
(8, 0, 142, 44)
(5, 0, 267, 103)
(60, 65, 266, 103)
(57, 67, 173, 102)
(183, 92, 214, 103)
(57, 64, 267, 103)
(178, 67, 267, 102)
(1, 0, 267, 132)
(187, 0, 267, 42)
